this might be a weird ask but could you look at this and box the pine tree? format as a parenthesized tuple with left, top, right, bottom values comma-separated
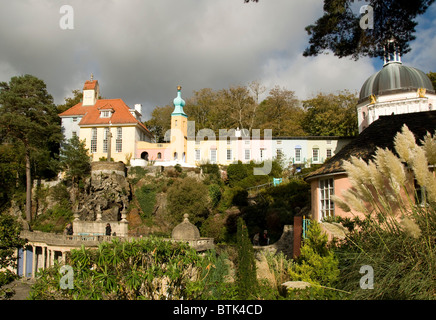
(0, 75, 62, 221)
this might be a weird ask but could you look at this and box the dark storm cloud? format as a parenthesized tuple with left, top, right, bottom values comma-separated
(4, 0, 434, 120)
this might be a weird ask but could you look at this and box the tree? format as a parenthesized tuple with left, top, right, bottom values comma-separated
(0, 75, 62, 221)
(0, 215, 26, 292)
(143, 105, 173, 143)
(0, 143, 25, 211)
(166, 177, 210, 226)
(57, 89, 82, 114)
(257, 86, 305, 136)
(427, 71, 436, 91)
(59, 136, 91, 203)
(301, 90, 358, 137)
(302, 0, 435, 60)
(236, 217, 257, 299)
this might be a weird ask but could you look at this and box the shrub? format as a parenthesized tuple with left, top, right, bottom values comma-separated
(287, 221, 341, 299)
(29, 238, 230, 300)
(135, 184, 157, 219)
(166, 177, 210, 226)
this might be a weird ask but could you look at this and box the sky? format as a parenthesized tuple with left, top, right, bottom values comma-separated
(0, 0, 435, 120)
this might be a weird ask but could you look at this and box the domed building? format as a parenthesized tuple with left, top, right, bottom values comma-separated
(305, 55, 436, 222)
(357, 54, 435, 133)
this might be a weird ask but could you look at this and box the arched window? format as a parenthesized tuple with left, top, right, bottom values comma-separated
(157, 152, 162, 160)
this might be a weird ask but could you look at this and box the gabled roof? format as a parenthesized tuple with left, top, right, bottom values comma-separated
(59, 99, 152, 136)
(305, 111, 436, 181)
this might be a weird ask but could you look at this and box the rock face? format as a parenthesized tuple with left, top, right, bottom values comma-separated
(74, 170, 131, 222)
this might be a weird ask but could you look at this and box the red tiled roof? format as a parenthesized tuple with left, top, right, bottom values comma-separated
(59, 99, 152, 136)
(83, 80, 98, 90)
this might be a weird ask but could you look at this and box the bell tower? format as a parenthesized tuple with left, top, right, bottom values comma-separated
(170, 86, 188, 161)
(82, 73, 100, 106)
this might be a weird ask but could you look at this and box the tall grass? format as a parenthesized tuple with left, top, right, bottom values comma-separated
(333, 125, 436, 299)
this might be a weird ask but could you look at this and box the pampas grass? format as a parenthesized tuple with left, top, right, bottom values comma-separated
(333, 125, 435, 299)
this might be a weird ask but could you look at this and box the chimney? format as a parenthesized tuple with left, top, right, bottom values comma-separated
(134, 104, 142, 121)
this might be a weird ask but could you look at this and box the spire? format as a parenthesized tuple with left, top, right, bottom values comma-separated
(172, 85, 187, 117)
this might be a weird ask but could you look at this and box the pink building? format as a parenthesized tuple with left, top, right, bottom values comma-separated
(306, 111, 436, 222)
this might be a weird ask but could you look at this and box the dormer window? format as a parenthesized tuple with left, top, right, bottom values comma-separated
(100, 110, 112, 118)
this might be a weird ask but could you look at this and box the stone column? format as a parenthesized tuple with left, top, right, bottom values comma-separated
(32, 246, 36, 278)
(42, 246, 46, 270)
(22, 247, 27, 277)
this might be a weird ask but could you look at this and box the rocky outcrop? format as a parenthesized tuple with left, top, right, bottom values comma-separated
(74, 170, 131, 222)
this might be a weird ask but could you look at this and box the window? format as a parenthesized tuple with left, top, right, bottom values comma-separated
(72, 131, 77, 138)
(312, 148, 319, 162)
(73, 117, 77, 122)
(319, 178, 334, 220)
(91, 128, 97, 153)
(277, 140, 282, 145)
(227, 149, 232, 161)
(210, 149, 217, 163)
(326, 140, 331, 145)
(245, 140, 250, 145)
(116, 128, 122, 152)
(157, 152, 162, 160)
(276, 148, 283, 160)
(101, 110, 111, 118)
(227, 139, 231, 145)
(195, 149, 201, 161)
(174, 152, 178, 160)
(260, 148, 265, 161)
(295, 148, 301, 162)
(245, 149, 250, 160)
(326, 149, 332, 159)
(103, 127, 109, 153)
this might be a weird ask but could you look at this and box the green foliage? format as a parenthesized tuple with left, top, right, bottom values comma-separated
(208, 184, 222, 208)
(0, 143, 24, 210)
(0, 74, 63, 220)
(227, 161, 248, 187)
(302, 91, 358, 137)
(31, 204, 73, 233)
(29, 238, 230, 300)
(135, 184, 157, 219)
(303, 0, 435, 60)
(235, 218, 258, 299)
(0, 215, 26, 291)
(288, 221, 341, 299)
(166, 177, 210, 226)
(334, 206, 436, 299)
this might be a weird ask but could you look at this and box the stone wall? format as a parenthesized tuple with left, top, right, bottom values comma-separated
(253, 225, 294, 258)
(73, 220, 128, 237)
(91, 161, 126, 176)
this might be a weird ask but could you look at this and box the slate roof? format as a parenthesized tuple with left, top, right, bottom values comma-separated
(305, 111, 436, 181)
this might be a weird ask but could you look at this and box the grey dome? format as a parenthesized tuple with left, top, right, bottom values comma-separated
(171, 214, 200, 240)
(359, 62, 434, 102)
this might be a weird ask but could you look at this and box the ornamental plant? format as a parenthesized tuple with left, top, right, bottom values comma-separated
(332, 125, 436, 299)
(29, 237, 229, 300)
